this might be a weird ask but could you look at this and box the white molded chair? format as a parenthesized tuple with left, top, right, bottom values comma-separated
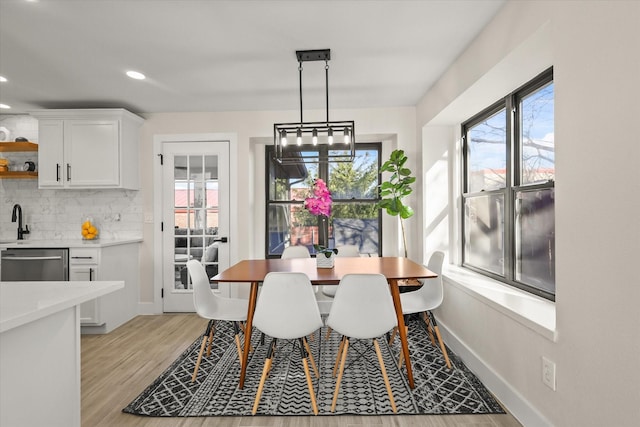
(280, 245, 311, 259)
(325, 273, 398, 413)
(186, 260, 249, 382)
(251, 272, 324, 415)
(396, 251, 451, 369)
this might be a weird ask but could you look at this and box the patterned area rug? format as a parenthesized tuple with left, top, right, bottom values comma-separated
(123, 317, 505, 416)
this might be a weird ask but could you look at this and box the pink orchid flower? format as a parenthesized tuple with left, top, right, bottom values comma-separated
(304, 178, 332, 217)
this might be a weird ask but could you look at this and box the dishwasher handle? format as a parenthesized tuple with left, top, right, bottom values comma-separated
(1, 255, 64, 261)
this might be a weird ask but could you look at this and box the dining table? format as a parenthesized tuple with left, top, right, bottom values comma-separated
(211, 256, 437, 390)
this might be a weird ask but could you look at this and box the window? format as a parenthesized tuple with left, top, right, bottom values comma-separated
(462, 68, 555, 300)
(266, 143, 381, 258)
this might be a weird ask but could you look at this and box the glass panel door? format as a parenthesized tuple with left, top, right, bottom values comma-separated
(162, 141, 229, 312)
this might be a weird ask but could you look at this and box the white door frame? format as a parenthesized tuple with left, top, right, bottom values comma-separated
(152, 133, 238, 314)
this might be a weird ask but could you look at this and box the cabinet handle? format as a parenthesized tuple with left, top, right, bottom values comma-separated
(56, 163, 60, 182)
(89, 268, 94, 281)
(67, 163, 71, 181)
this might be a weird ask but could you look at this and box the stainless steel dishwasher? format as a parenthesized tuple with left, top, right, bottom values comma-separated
(1, 248, 69, 281)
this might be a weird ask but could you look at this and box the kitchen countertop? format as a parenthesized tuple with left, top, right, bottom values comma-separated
(0, 237, 142, 249)
(0, 280, 124, 333)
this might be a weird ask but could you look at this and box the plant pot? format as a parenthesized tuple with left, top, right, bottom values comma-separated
(316, 253, 335, 268)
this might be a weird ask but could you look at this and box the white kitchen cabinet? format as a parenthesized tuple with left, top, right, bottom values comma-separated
(31, 109, 144, 189)
(69, 248, 101, 324)
(68, 242, 140, 333)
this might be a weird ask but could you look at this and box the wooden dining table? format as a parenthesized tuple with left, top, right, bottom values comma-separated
(211, 256, 437, 390)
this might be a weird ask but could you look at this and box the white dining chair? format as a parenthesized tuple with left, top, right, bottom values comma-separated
(251, 272, 324, 415)
(186, 260, 249, 383)
(280, 245, 311, 259)
(395, 251, 451, 369)
(325, 273, 398, 413)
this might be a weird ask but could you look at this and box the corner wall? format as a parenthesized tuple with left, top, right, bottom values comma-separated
(418, 1, 640, 426)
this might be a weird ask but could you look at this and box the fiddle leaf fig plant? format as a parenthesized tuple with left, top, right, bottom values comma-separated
(377, 149, 415, 257)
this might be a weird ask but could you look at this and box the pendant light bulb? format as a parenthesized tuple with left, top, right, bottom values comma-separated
(328, 127, 334, 145)
(312, 128, 318, 145)
(296, 128, 302, 146)
(281, 130, 287, 146)
(343, 127, 350, 144)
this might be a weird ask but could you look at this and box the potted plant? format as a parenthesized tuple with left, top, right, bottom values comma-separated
(377, 149, 416, 258)
(313, 244, 339, 268)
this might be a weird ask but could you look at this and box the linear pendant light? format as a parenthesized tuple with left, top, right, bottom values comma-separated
(273, 49, 355, 164)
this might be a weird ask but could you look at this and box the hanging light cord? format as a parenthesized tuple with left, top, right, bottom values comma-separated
(325, 61, 330, 124)
(299, 62, 304, 124)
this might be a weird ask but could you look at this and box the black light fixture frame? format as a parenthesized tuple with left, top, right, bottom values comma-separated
(273, 49, 356, 164)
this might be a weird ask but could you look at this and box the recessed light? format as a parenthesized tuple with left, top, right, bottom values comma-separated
(0, 104, 11, 109)
(0, 76, 7, 82)
(126, 70, 146, 80)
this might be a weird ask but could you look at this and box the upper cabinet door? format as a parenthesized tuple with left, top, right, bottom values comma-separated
(37, 119, 65, 188)
(65, 120, 119, 187)
(32, 109, 143, 190)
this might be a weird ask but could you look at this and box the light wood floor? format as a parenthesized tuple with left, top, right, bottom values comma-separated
(81, 314, 524, 427)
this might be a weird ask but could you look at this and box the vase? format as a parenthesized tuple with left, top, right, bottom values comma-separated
(316, 252, 335, 268)
(318, 215, 328, 248)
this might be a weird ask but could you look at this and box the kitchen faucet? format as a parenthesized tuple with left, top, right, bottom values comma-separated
(11, 204, 30, 240)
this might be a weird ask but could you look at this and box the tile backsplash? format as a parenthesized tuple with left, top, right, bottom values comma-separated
(1, 179, 143, 241)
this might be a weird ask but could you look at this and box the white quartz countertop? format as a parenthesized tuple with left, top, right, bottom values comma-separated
(0, 238, 142, 249)
(0, 281, 124, 333)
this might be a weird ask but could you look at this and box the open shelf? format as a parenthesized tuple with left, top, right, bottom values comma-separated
(0, 141, 39, 152)
(0, 171, 38, 179)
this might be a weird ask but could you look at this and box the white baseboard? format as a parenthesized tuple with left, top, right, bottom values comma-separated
(138, 302, 160, 315)
(437, 318, 553, 427)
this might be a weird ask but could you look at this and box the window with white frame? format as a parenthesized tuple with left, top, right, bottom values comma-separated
(462, 68, 555, 300)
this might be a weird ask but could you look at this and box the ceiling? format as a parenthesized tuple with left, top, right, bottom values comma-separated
(0, 0, 505, 115)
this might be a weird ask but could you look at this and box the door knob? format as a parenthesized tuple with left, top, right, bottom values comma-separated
(213, 237, 228, 243)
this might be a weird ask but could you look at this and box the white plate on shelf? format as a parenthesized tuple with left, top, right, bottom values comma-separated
(0, 127, 10, 141)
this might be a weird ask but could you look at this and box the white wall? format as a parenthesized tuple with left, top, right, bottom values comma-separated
(419, 1, 640, 426)
(137, 106, 416, 302)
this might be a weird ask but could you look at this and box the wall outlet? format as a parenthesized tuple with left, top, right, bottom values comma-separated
(542, 356, 556, 391)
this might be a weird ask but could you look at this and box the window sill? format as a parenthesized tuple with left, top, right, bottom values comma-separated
(442, 265, 557, 342)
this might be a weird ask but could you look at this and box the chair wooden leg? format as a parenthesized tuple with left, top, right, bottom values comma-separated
(331, 338, 349, 412)
(191, 335, 208, 383)
(205, 326, 215, 357)
(423, 312, 436, 345)
(231, 322, 243, 364)
(325, 326, 333, 340)
(234, 334, 243, 364)
(251, 357, 272, 415)
(252, 340, 276, 416)
(397, 325, 410, 368)
(427, 311, 451, 369)
(301, 357, 319, 415)
(333, 336, 346, 378)
(434, 324, 452, 369)
(388, 326, 398, 345)
(373, 339, 397, 413)
(303, 337, 320, 379)
(192, 320, 214, 382)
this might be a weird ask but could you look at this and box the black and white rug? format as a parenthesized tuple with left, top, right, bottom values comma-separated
(123, 317, 505, 416)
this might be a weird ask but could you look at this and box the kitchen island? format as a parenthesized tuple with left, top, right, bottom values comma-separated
(0, 281, 124, 427)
